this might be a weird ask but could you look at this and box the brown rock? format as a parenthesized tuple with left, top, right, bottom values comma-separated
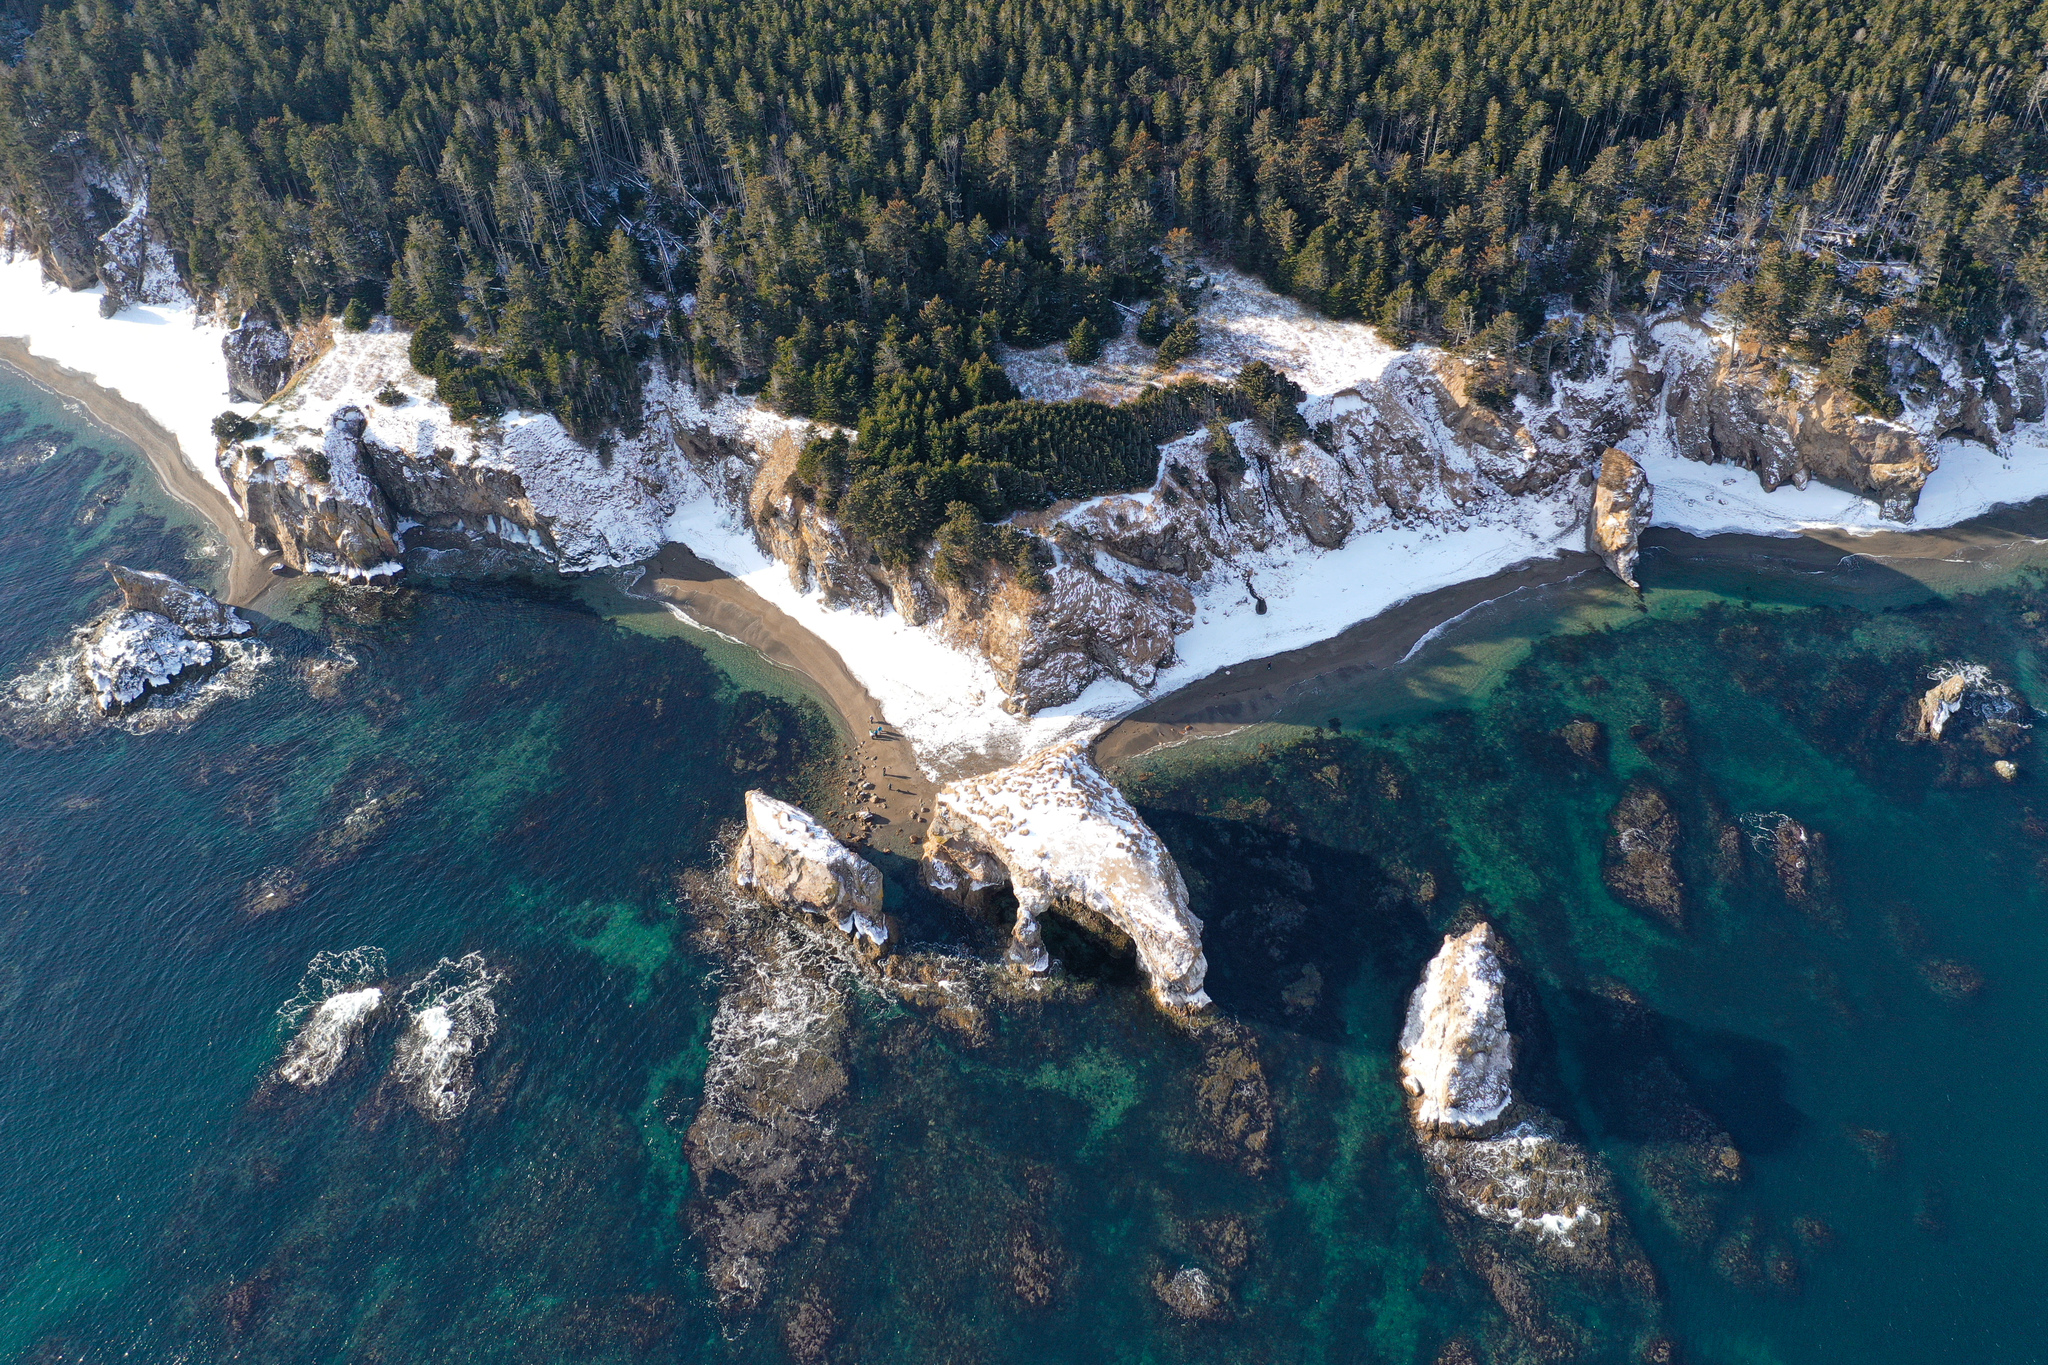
(1604, 782, 1685, 929)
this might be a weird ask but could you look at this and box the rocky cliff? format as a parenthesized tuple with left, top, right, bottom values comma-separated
(185, 264, 2048, 725)
(219, 406, 405, 582)
(921, 738, 1210, 1012)
(731, 790, 895, 956)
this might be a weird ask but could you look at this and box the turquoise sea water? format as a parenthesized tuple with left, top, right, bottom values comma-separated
(1, 361, 2043, 1364)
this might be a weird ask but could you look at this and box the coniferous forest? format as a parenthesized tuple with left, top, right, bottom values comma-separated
(2, 0, 2046, 552)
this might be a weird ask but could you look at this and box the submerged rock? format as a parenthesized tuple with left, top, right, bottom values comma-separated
(1603, 782, 1684, 929)
(1399, 923, 1514, 1138)
(921, 739, 1209, 1012)
(731, 790, 895, 957)
(1154, 1265, 1230, 1321)
(1587, 446, 1653, 588)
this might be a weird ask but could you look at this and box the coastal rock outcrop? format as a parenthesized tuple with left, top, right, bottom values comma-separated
(205, 268, 2048, 732)
(222, 308, 295, 403)
(1587, 447, 1652, 588)
(80, 566, 249, 712)
(1660, 334, 1938, 520)
(82, 610, 215, 712)
(219, 405, 404, 581)
(921, 739, 1210, 1012)
(731, 790, 896, 956)
(1914, 661, 2021, 741)
(107, 563, 253, 638)
(1400, 924, 1615, 1251)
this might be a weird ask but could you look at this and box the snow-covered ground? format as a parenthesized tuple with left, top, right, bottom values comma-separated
(1004, 264, 1402, 403)
(0, 251, 247, 497)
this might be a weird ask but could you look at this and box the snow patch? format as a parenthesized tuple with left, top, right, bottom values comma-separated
(0, 251, 243, 497)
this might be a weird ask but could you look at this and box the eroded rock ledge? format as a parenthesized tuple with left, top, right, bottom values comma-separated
(920, 739, 1210, 1013)
(730, 790, 896, 957)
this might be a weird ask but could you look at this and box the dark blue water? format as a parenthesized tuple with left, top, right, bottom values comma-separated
(2, 360, 2042, 1364)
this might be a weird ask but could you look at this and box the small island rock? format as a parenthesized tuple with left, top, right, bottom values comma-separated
(80, 566, 249, 713)
(82, 610, 215, 713)
(731, 790, 895, 956)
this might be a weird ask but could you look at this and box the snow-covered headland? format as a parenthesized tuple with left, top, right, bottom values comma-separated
(8, 247, 2048, 780)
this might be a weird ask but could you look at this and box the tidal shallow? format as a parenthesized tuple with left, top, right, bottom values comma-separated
(2, 361, 2044, 1364)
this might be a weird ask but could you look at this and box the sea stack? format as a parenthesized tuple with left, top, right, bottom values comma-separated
(1588, 446, 1653, 589)
(921, 739, 1209, 1013)
(1399, 923, 1515, 1137)
(1399, 923, 1616, 1252)
(730, 790, 896, 957)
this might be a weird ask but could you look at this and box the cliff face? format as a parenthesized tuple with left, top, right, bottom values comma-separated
(219, 406, 404, 582)
(222, 328, 765, 582)
(921, 738, 1210, 1012)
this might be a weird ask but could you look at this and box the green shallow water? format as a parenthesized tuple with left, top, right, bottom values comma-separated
(1, 361, 2044, 1364)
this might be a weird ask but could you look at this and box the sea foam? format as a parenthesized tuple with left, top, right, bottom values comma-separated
(391, 953, 502, 1120)
(275, 947, 389, 1089)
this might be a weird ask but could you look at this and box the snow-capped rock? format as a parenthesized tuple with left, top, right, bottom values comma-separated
(1399, 922, 1621, 1254)
(1399, 923, 1515, 1138)
(80, 609, 214, 712)
(219, 404, 404, 581)
(730, 790, 895, 956)
(106, 563, 250, 638)
(1588, 447, 1652, 587)
(921, 738, 1209, 1012)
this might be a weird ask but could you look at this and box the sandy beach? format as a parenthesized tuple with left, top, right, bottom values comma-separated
(0, 340, 275, 606)
(633, 544, 938, 857)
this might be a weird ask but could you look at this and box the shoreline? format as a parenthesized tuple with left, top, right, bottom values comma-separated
(26, 314, 2048, 790)
(0, 341, 275, 607)
(1093, 503, 2048, 767)
(630, 544, 937, 857)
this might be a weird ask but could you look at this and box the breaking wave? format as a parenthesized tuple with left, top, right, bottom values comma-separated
(0, 620, 273, 748)
(275, 947, 389, 1090)
(391, 953, 502, 1120)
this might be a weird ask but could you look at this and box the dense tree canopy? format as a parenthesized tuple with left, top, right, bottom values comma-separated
(2, 0, 2045, 547)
